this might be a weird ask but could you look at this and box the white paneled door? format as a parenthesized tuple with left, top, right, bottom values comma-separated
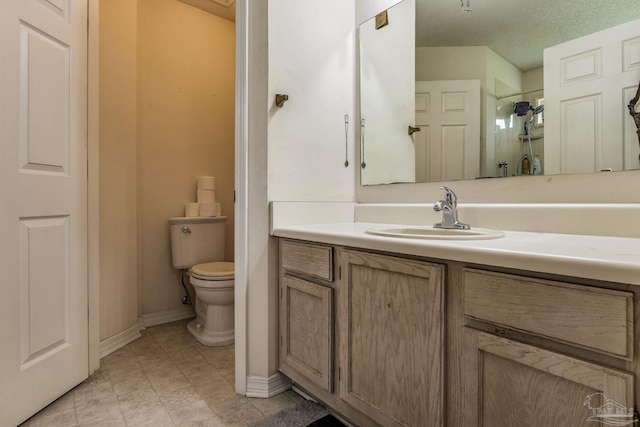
(0, 1, 88, 425)
(415, 80, 481, 182)
(544, 18, 640, 175)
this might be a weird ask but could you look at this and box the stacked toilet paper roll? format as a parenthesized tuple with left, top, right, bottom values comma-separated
(197, 189, 216, 203)
(199, 202, 216, 217)
(197, 176, 215, 190)
(197, 177, 215, 202)
(198, 176, 221, 217)
(197, 176, 215, 216)
(183, 176, 222, 217)
(184, 202, 200, 217)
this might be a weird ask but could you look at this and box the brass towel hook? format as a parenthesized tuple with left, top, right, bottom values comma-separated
(275, 94, 289, 107)
(408, 125, 421, 135)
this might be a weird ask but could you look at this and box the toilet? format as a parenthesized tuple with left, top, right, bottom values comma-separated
(169, 216, 234, 346)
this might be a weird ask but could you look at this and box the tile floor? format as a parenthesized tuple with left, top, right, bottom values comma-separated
(21, 319, 305, 427)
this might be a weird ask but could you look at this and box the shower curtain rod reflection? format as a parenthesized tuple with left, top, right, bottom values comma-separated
(496, 88, 543, 100)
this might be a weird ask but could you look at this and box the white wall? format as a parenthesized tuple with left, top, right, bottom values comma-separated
(243, 0, 273, 388)
(360, 0, 415, 185)
(357, 168, 640, 203)
(240, 0, 356, 390)
(267, 0, 355, 202)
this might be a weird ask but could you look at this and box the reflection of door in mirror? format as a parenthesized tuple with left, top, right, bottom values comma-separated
(361, 1, 640, 187)
(415, 80, 480, 182)
(544, 19, 640, 174)
(359, 0, 416, 185)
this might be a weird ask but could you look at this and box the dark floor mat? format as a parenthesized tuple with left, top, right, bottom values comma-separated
(307, 414, 347, 426)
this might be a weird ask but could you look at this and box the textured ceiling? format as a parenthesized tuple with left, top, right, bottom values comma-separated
(416, 0, 640, 71)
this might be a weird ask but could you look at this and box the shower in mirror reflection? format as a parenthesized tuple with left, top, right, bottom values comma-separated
(513, 101, 544, 175)
(495, 92, 544, 177)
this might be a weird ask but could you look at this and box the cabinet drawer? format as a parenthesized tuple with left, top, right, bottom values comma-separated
(281, 240, 333, 281)
(463, 269, 633, 359)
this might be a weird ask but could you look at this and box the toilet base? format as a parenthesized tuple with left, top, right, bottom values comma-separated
(187, 318, 234, 347)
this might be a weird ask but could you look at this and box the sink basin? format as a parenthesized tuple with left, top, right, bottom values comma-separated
(365, 226, 505, 240)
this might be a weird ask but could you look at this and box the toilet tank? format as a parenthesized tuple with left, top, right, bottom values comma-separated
(169, 216, 227, 269)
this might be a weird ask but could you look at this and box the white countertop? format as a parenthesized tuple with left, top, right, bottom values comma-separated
(272, 222, 640, 286)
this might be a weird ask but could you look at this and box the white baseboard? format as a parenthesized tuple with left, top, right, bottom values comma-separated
(99, 323, 142, 359)
(246, 373, 292, 398)
(142, 307, 195, 328)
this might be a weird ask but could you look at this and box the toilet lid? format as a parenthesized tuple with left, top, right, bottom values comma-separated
(192, 261, 234, 279)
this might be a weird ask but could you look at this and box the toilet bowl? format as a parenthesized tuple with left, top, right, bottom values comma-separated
(187, 261, 235, 347)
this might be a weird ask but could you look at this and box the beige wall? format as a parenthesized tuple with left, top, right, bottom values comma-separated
(99, 0, 139, 341)
(416, 46, 487, 82)
(137, 0, 235, 317)
(99, 0, 235, 342)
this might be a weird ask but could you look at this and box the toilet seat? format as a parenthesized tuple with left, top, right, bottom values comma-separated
(191, 261, 234, 281)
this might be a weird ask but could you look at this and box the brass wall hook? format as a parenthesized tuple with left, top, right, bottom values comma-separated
(275, 94, 289, 107)
(408, 125, 421, 135)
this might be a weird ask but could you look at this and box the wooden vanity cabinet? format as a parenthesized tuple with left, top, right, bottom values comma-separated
(338, 249, 445, 427)
(279, 238, 639, 426)
(278, 239, 446, 426)
(452, 267, 637, 427)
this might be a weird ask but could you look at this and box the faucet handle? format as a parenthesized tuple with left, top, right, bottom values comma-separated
(440, 186, 457, 206)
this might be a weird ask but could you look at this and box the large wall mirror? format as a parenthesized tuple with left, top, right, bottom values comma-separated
(359, 0, 640, 186)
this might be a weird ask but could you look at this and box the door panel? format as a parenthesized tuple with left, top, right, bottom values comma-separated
(339, 249, 445, 427)
(20, 22, 71, 173)
(20, 217, 71, 366)
(465, 330, 635, 427)
(415, 80, 481, 182)
(279, 275, 333, 393)
(0, 0, 88, 425)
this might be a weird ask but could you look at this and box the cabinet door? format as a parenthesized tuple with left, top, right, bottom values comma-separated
(339, 250, 444, 427)
(279, 275, 333, 393)
(465, 330, 635, 427)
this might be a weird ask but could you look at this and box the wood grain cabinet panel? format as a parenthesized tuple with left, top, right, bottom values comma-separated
(465, 330, 635, 427)
(279, 275, 333, 393)
(463, 268, 634, 359)
(339, 249, 445, 427)
(281, 239, 333, 281)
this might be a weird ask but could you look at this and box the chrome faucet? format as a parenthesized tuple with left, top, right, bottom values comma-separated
(433, 186, 470, 230)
